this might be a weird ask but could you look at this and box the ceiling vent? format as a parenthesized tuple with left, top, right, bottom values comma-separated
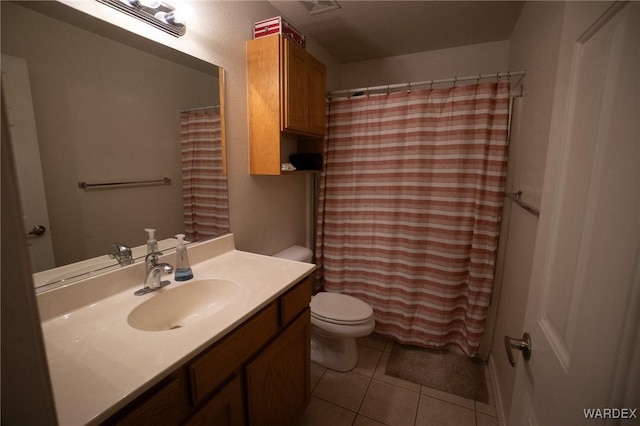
(298, 0, 341, 15)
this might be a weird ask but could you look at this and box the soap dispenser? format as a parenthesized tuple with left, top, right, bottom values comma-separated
(145, 228, 158, 254)
(174, 234, 193, 281)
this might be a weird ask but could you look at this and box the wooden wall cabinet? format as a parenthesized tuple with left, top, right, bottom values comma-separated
(105, 278, 312, 425)
(247, 34, 326, 175)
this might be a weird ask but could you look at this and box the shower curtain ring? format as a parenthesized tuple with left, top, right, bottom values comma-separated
(477, 74, 481, 84)
(496, 72, 501, 82)
(453, 76, 457, 87)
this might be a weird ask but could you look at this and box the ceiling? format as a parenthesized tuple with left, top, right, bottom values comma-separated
(267, 1, 525, 63)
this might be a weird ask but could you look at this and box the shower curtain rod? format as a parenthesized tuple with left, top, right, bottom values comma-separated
(328, 70, 526, 98)
(180, 105, 220, 113)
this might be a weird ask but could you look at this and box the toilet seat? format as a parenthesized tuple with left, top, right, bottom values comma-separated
(310, 292, 374, 325)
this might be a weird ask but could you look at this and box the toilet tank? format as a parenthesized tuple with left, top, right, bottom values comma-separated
(273, 245, 313, 263)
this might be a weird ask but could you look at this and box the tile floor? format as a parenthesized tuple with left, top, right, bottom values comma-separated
(296, 334, 500, 426)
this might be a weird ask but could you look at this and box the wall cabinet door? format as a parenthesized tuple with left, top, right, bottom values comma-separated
(283, 38, 326, 136)
(307, 55, 327, 136)
(245, 309, 311, 425)
(283, 40, 309, 133)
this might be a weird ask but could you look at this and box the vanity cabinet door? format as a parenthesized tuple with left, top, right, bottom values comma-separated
(185, 375, 244, 426)
(188, 303, 279, 405)
(102, 370, 190, 426)
(245, 308, 311, 425)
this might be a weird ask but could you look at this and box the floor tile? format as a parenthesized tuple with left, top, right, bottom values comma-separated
(312, 369, 371, 412)
(415, 394, 476, 426)
(359, 379, 420, 426)
(358, 333, 389, 352)
(420, 385, 475, 410)
(301, 339, 503, 426)
(353, 345, 383, 378)
(477, 412, 499, 426)
(310, 362, 326, 391)
(383, 338, 395, 354)
(353, 414, 389, 426)
(295, 396, 356, 426)
(373, 352, 421, 393)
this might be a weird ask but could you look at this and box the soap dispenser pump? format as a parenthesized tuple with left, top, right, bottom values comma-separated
(145, 228, 158, 254)
(174, 234, 193, 281)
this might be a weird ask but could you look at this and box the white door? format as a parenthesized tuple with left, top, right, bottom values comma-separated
(508, 2, 640, 425)
(2, 54, 56, 272)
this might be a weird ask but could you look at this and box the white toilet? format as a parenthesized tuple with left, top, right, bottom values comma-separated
(309, 292, 375, 371)
(274, 246, 376, 372)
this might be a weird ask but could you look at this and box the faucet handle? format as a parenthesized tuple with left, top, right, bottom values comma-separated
(109, 243, 133, 266)
(113, 243, 131, 254)
(145, 251, 164, 266)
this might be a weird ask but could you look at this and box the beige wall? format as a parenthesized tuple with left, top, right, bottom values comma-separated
(487, 1, 565, 419)
(338, 40, 510, 90)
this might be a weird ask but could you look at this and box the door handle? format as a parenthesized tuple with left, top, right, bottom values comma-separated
(26, 225, 46, 239)
(504, 332, 532, 367)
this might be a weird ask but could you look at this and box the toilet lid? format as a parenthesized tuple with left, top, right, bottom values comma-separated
(310, 292, 373, 324)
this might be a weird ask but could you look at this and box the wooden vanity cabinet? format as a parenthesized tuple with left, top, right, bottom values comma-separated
(104, 278, 311, 426)
(247, 34, 326, 175)
(245, 308, 310, 425)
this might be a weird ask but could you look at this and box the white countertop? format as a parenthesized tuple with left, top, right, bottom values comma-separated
(39, 236, 314, 425)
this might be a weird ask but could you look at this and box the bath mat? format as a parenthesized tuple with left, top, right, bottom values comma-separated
(385, 344, 489, 403)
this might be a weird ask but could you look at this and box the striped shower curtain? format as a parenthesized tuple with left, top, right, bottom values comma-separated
(316, 82, 510, 356)
(180, 110, 229, 241)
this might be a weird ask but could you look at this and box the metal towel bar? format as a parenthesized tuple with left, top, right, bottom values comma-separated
(504, 191, 540, 218)
(78, 177, 172, 190)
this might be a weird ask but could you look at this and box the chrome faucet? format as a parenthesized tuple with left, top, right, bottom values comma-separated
(134, 252, 174, 296)
(109, 243, 134, 266)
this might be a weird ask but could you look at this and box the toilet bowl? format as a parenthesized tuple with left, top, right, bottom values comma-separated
(273, 246, 375, 372)
(309, 292, 375, 372)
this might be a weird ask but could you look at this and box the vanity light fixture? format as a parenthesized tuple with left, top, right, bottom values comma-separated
(96, 0, 187, 37)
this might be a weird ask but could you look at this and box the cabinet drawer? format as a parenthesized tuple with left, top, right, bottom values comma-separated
(280, 278, 311, 326)
(189, 303, 279, 405)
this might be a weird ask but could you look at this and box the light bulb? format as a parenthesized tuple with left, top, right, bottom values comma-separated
(139, 0, 162, 9)
(156, 6, 192, 25)
(119, 0, 141, 7)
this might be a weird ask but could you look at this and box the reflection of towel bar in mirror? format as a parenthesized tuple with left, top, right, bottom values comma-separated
(504, 191, 540, 218)
(78, 177, 172, 190)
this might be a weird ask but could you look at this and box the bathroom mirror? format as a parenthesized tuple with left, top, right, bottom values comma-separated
(1, 1, 229, 290)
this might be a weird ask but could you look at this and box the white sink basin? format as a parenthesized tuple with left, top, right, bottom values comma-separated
(127, 279, 242, 331)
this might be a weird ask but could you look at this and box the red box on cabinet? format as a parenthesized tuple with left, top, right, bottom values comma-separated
(253, 16, 306, 48)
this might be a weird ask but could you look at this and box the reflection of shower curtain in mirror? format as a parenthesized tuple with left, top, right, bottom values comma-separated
(180, 111, 229, 241)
